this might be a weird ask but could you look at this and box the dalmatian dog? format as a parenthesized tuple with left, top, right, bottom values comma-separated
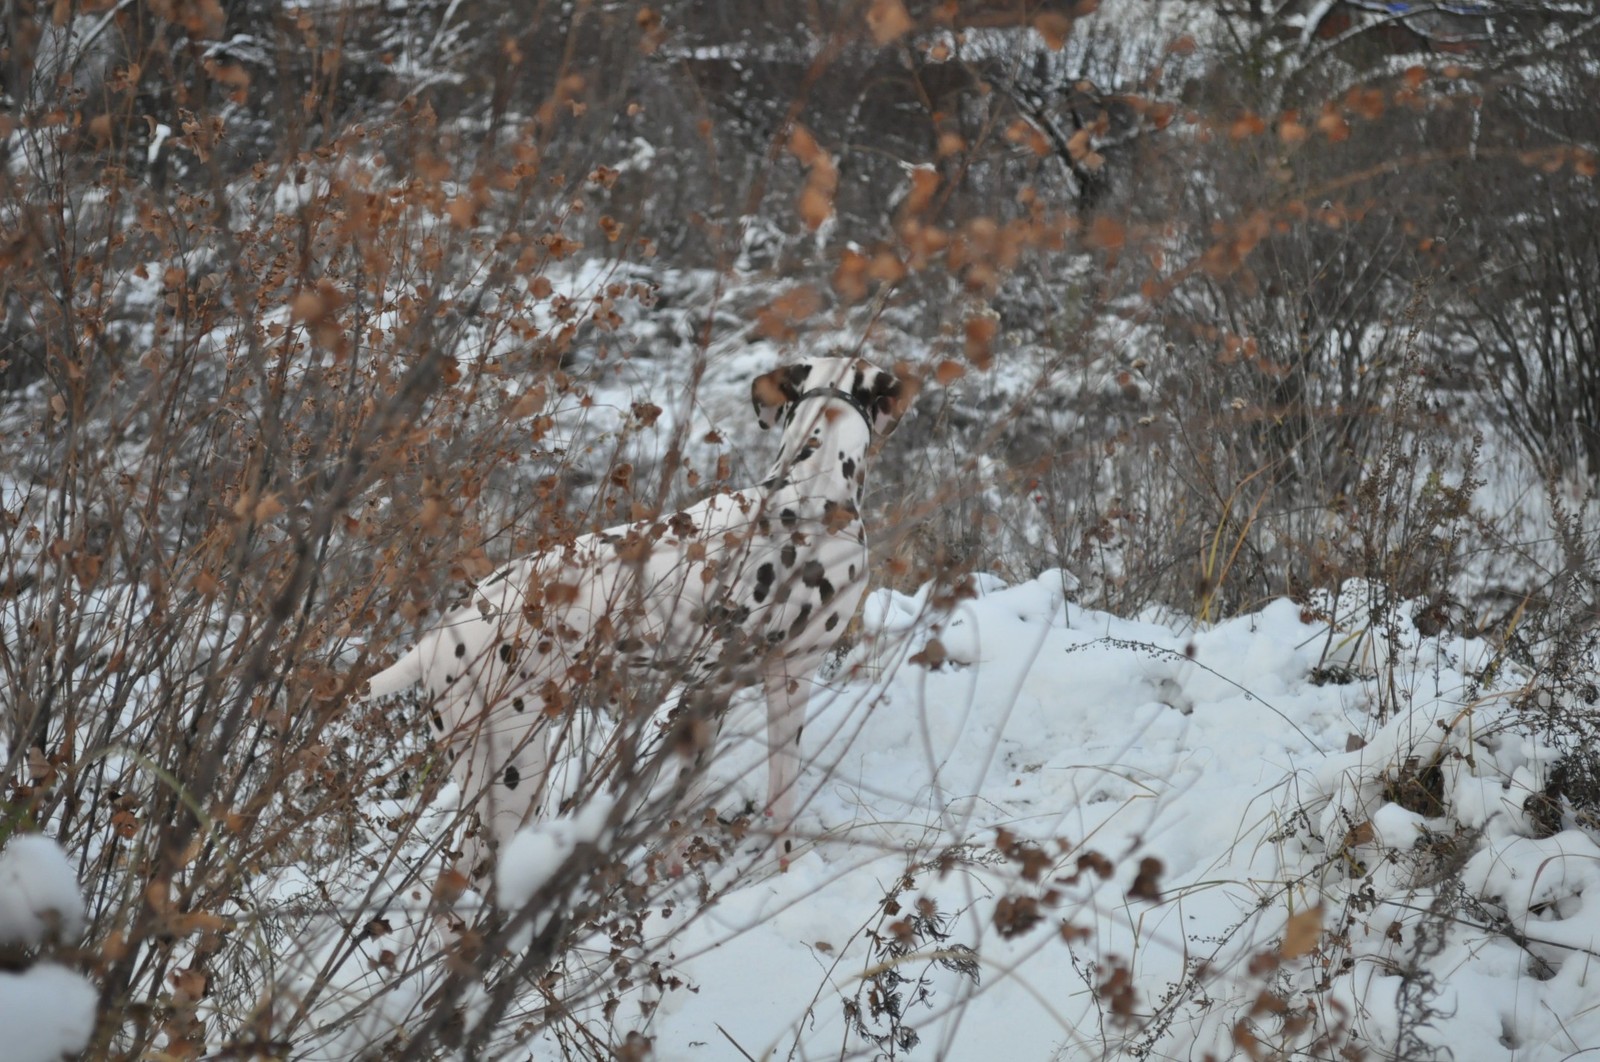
(365, 355, 910, 884)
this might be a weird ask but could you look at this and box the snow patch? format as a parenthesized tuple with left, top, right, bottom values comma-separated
(0, 964, 98, 1062)
(497, 795, 616, 909)
(0, 835, 85, 948)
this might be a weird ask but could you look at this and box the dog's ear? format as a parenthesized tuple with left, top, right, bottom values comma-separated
(855, 361, 917, 436)
(750, 364, 809, 430)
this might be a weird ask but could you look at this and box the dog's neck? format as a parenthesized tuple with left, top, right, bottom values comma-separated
(761, 403, 871, 527)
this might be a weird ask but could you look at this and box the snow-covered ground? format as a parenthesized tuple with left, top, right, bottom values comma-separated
(127, 566, 1572, 1060)
(5, 559, 1593, 1058)
(594, 573, 1588, 1059)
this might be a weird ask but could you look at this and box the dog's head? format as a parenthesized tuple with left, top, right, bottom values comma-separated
(750, 356, 913, 436)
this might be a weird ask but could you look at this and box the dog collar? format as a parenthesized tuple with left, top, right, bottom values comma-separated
(792, 386, 875, 434)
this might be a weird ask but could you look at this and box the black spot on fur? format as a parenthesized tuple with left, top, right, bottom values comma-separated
(618, 636, 644, 653)
(841, 458, 856, 480)
(796, 444, 818, 463)
(766, 630, 786, 644)
(513, 697, 526, 712)
(781, 542, 797, 567)
(818, 578, 835, 603)
(849, 564, 857, 581)
(498, 643, 514, 664)
(445, 674, 456, 685)
(454, 642, 466, 658)
(789, 603, 813, 639)
(825, 613, 840, 631)
(781, 508, 799, 529)
(801, 560, 825, 586)
(504, 766, 520, 790)
(855, 367, 902, 427)
(431, 711, 445, 732)
(754, 562, 775, 603)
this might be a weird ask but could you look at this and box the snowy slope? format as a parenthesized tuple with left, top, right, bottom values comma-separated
(3, 565, 1589, 1059)
(513, 574, 1583, 1059)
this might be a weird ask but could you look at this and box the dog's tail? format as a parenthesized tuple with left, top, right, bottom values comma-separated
(362, 641, 427, 699)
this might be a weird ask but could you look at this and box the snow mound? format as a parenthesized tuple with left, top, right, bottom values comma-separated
(0, 835, 95, 1062)
(498, 795, 616, 908)
(621, 577, 1596, 1060)
(0, 835, 85, 947)
(0, 964, 98, 1062)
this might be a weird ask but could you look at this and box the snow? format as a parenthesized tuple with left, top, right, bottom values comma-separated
(0, 964, 99, 1062)
(0, 835, 95, 1062)
(497, 794, 616, 909)
(212, 565, 1600, 1058)
(0, 835, 85, 947)
(472, 572, 1580, 1059)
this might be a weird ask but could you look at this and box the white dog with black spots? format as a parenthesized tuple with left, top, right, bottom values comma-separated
(365, 355, 911, 882)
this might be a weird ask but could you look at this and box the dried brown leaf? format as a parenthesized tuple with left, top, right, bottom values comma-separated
(866, 0, 914, 45)
(1280, 905, 1323, 959)
(1034, 13, 1072, 51)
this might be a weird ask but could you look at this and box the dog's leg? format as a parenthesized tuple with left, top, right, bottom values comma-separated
(762, 662, 812, 861)
(452, 709, 552, 894)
